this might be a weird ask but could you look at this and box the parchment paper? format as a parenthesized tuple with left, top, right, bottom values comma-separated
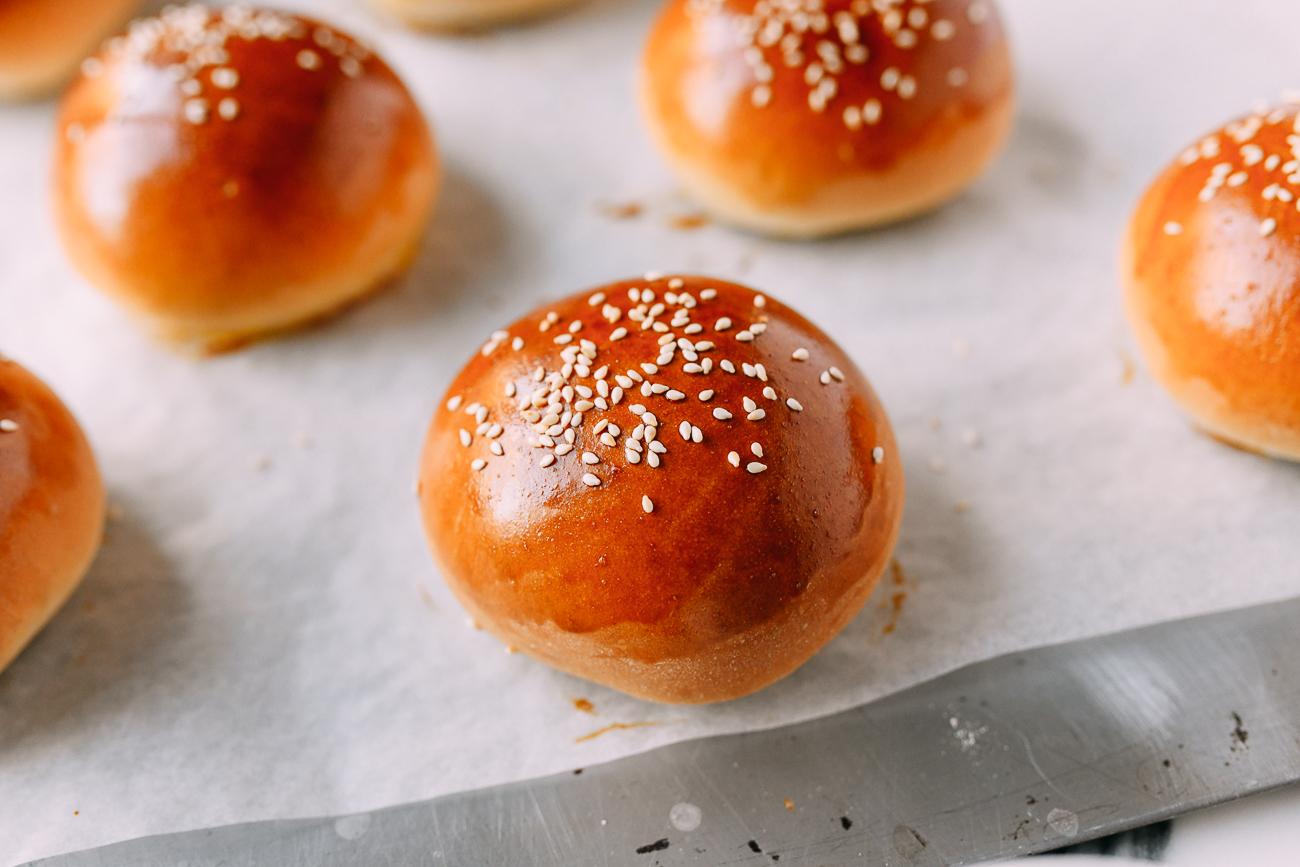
(2, 0, 1299, 862)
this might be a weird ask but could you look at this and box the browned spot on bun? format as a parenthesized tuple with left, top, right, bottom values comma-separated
(1122, 104, 1300, 461)
(418, 276, 904, 704)
(52, 6, 440, 353)
(640, 0, 1015, 237)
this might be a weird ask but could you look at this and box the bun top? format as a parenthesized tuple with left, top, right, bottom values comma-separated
(419, 276, 902, 670)
(52, 4, 437, 345)
(1122, 103, 1300, 459)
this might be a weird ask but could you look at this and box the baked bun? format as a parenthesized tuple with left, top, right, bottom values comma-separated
(0, 0, 141, 101)
(1122, 104, 1300, 461)
(640, 0, 1015, 238)
(0, 357, 105, 676)
(370, 0, 581, 32)
(52, 6, 440, 354)
(418, 276, 904, 704)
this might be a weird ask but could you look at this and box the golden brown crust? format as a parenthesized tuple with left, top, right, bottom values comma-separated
(0, 0, 141, 101)
(640, 0, 1015, 237)
(418, 277, 904, 704)
(369, 0, 582, 32)
(1122, 105, 1300, 461)
(0, 357, 105, 675)
(51, 6, 440, 353)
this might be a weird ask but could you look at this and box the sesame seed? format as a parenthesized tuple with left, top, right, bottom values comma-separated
(611, 327, 628, 341)
(754, 294, 766, 307)
(829, 366, 845, 381)
(641, 382, 653, 397)
(721, 360, 736, 373)
(533, 368, 545, 382)
(755, 364, 768, 381)
(701, 289, 717, 300)
(487, 424, 503, 438)
(820, 371, 832, 385)
(574, 400, 595, 412)
(642, 495, 654, 513)
(716, 317, 732, 331)
(1261, 218, 1278, 237)
(576, 385, 592, 398)
(743, 397, 757, 412)
(611, 387, 624, 404)
(699, 390, 715, 401)
(1164, 222, 1183, 236)
(643, 413, 658, 427)
(459, 430, 472, 447)
(340, 56, 362, 77)
(649, 440, 666, 454)
(627, 370, 644, 382)
(627, 449, 641, 464)
(471, 459, 487, 471)
(489, 441, 504, 456)
(211, 67, 239, 89)
(714, 408, 734, 420)
(872, 446, 884, 463)
(181, 79, 202, 97)
(666, 390, 686, 401)
(656, 354, 674, 366)
(684, 363, 703, 373)
(679, 421, 692, 440)
(742, 363, 757, 377)
(728, 452, 741, 467)
(787, 398, 803, 411)
(0, 419, 17, 432)
(582, 474, 601, 487)
(582, 452, 600, 464)
(601, 432, 618, 447)
(447, 396, 463, 411)
(791, 348, 810, 361)
(183, 98, 210, 124)
(554, 334, 573, 345)
(695, 341, 715, 351)
(692, 426, 703, 442)
(747, 409, 766, 421)
(747, 462, 768, 474)
(540, 454, 556, 468)
(504, 382, 516, 398)
(702, 359, 714, 373)
(761, 387, 776, 400)
(736, 331, 755, 342)
(555, 444, 574, 456)
(650, 383, 669, 395)
(751, 443, 763, 457)
(297, 49, 322, 70)
(588, 292, 606, 306)
(476, 422, 491, 436)
(685, 323, 703, 334)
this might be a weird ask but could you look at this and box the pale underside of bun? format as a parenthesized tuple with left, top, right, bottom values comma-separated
(0, 359, 105, 675)
(1122, 105, 1300, 462)
(0, 0, 140, 101)
(370, 0, 582, 31)
(419, 277, 904, 704)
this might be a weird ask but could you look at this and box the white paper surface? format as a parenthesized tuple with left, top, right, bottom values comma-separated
(2, 0, 1299, 862)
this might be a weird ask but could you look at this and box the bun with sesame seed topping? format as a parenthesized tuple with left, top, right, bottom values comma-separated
(369, 0, 582, 32)
(1122, 103, 1300, 461)
(418, 276, 904, 704)
(0, 0, 141, 101)
(639, 0, 1015, 238)
(51, 5, 440, 354)
(0, 356, 105, 676)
